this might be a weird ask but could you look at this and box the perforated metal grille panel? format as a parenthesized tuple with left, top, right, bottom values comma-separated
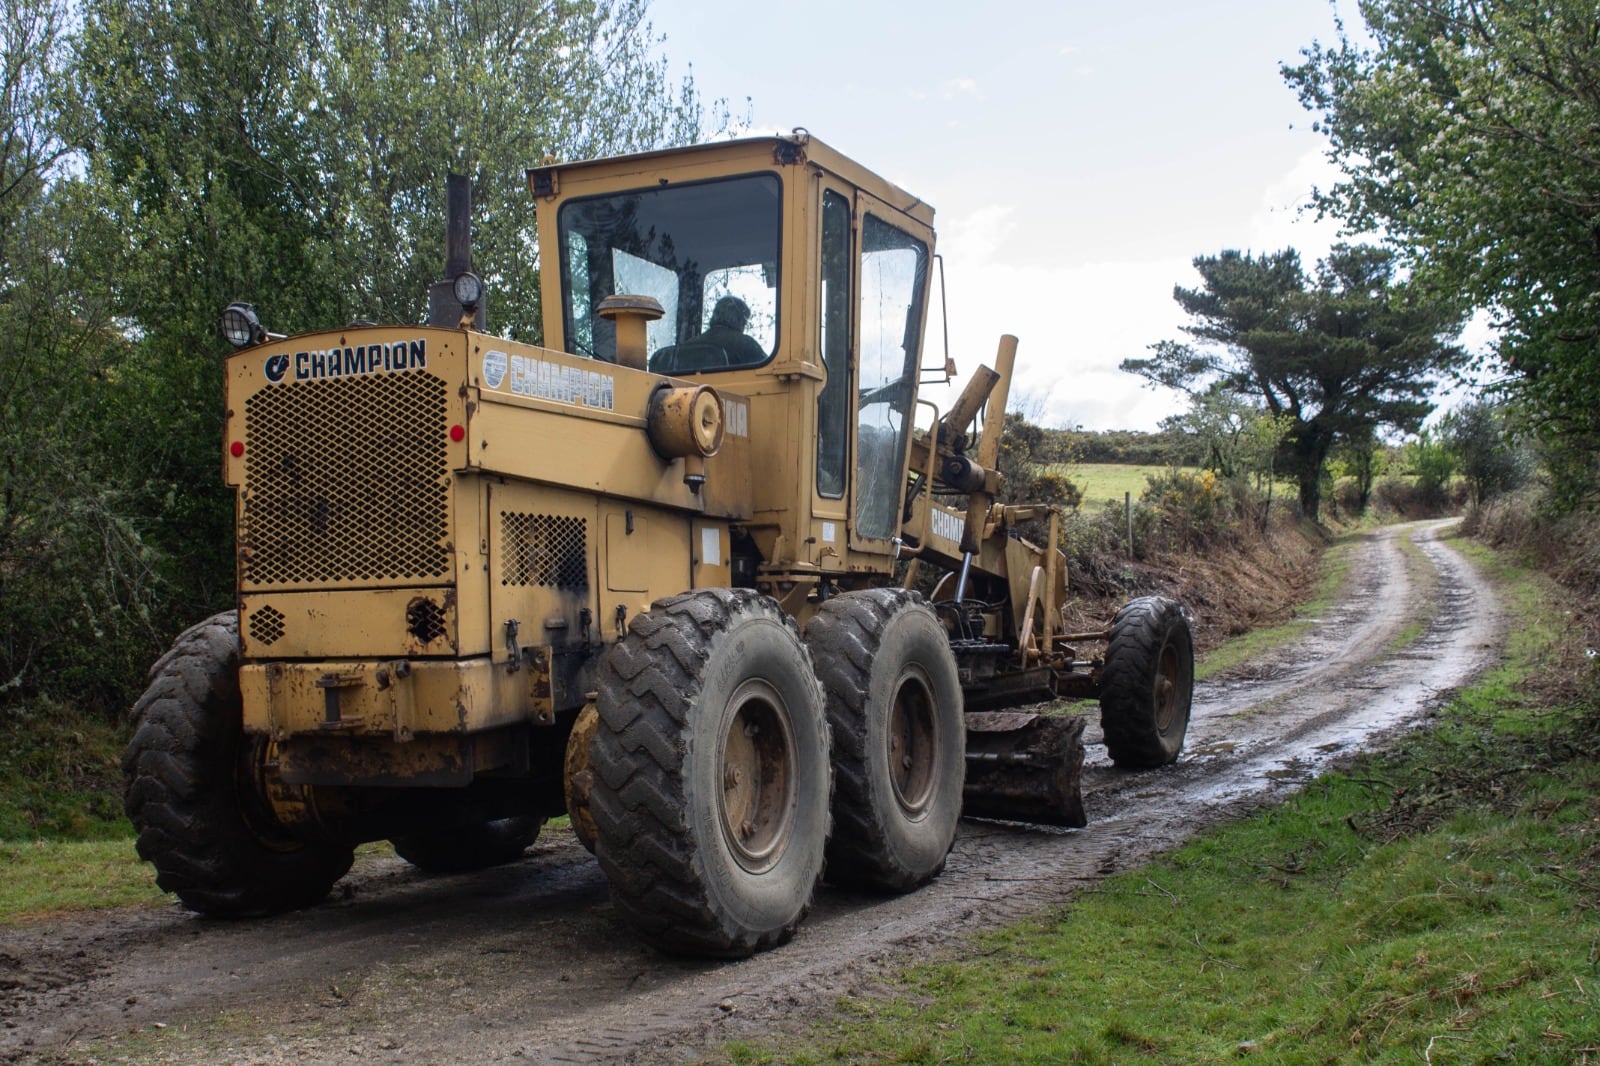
(250, 605, 285, 645)
(241, 373, 451, 585)
(501, 513, 588, 589)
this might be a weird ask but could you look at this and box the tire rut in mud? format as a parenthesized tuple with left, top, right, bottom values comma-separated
(0, 521, 1503, 1066)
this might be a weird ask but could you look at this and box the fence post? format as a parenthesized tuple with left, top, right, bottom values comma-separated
(1125, 491, 1133, 557)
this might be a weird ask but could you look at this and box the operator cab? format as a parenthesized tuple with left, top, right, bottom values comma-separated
(530, 132, 936, 580)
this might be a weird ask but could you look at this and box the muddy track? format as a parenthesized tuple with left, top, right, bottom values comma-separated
(0, 520, 1503, 1065)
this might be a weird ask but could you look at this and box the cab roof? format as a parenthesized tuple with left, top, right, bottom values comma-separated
(527, 131, 935, 228)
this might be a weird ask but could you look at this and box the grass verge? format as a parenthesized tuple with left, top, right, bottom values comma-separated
(0, 839, 166, 920)
(1194, 528, 1358, 681)
(722, 537, 1600, 1064)
(0, 699, 128, 841)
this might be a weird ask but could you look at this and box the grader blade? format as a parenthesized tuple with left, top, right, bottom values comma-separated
(961, 711, 1087, 828)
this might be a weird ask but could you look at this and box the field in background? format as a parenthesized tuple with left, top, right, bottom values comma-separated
(1058, 463, 1169, 505)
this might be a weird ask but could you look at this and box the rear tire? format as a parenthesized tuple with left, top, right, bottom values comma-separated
(123, 612, 354, 917)
(1099, 596, 1194, 768)
(805, 589, 963, 893)
(391, 816, 543, 873)
(588, 590, 831, 957)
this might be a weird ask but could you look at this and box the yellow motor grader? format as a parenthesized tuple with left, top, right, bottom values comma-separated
(123, 132, 1194, 957)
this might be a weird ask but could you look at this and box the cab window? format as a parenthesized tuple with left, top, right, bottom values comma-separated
(558, 174, 782, 373)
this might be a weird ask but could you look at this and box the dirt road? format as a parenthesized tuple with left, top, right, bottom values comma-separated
(0, 520, 1503, 1065)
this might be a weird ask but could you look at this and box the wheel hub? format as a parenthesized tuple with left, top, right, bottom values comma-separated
(1154, 642, 1180, 732)
(887, 669, 938, 818)
(718, 679, 797, 873)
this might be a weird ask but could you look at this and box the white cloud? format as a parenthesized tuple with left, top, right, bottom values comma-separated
(1245, 147, 1349, 260)
(929, 205, 1195, 431)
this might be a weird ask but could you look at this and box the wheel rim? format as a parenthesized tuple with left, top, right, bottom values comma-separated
(1153, 640, 1181, 734)
(887, 668, 938, 818)
(235, 736, 309, 853)
(718, 678, 798, 874)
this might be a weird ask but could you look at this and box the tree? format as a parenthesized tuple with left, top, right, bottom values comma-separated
(0, 0, 160, 708)
(72, 0, 716, 663)
(1333, 429, 1386, 516)
(1159, 385, 1254, 480)
(1124, 244, 1464, 521)
(1405, 429, 1457, 509)
(1285, 0, 1600, 506)
(1443, 401, 1531, 507)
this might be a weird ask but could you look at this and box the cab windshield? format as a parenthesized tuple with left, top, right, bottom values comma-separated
(558, 174, 782, 372)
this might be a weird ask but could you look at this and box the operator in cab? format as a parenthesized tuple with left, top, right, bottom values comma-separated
(651, 295, 767, 373)
(696, 295, 766, 365)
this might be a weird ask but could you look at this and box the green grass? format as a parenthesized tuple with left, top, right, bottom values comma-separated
(723, 535, 1600, 1064)
(0, 698, 129, 841)
(1057, 462, 1302, 511)
(1387, 531, 1440, 653)
(1060, 463, 1172, 506)
(0, 838, 167, 920)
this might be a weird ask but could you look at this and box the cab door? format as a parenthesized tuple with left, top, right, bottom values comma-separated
(848, 193, 933, 554)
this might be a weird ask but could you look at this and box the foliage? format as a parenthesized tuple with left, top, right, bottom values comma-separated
(1332, 428, 1385, 515)
(0, 699, 128, 841)
(1443, 400, 1532, 508)
(0, 0, 714, 713)
(1285, 0, 1600, 507)
(0, 0, 164, 711)
(1405, 428, 1457, 506)
(1060, 428, 1183, 466)
(995, 412, 1082, 516)
(1157, 385, 1252, 479)
(1125, 244, 1464, 521)
(1136, 468, 1241, 551)
(1159, 388, 1294, 531)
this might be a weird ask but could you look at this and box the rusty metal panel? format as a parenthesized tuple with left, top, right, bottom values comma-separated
(240, 588, 460, 659)
(278, 734, 475, 788)
(240, 657, 532, 741)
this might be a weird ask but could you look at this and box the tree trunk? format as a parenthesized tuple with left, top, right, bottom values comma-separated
(1291, 428, 1333, 523)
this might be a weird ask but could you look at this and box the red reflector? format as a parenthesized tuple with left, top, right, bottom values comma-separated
(449, 424, 466, 442)
(229, 441, 246, 457)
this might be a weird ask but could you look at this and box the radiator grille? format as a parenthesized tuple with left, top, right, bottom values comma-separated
(501, 513, 588, 589)
(241, 372, 451, 585)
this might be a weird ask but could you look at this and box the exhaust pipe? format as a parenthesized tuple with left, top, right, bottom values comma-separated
(428, 173, 485, 330)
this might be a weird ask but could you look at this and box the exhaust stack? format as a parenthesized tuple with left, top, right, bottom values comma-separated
(428, 173, 486, 330)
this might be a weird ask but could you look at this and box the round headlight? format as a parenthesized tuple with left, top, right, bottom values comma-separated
(452, 272, 485, 310)
(220, 303, 262, 348)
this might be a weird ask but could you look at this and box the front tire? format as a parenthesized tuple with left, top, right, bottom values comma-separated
(1099, 596, 1194, 768)
(806, 589, 964, 893)
(123, 612, 354, 917)
(588, 590, 831, 957)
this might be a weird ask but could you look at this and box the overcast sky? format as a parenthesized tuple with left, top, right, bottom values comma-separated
(646, 0, 1360, 431)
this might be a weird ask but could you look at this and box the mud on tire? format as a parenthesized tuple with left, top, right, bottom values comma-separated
(588, 590, 831, 957)
(391, 816, 543, 874)
(123, 612, 354, 917)
(1099, 595, 1194, 768)
(805, 589, 964, 893)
